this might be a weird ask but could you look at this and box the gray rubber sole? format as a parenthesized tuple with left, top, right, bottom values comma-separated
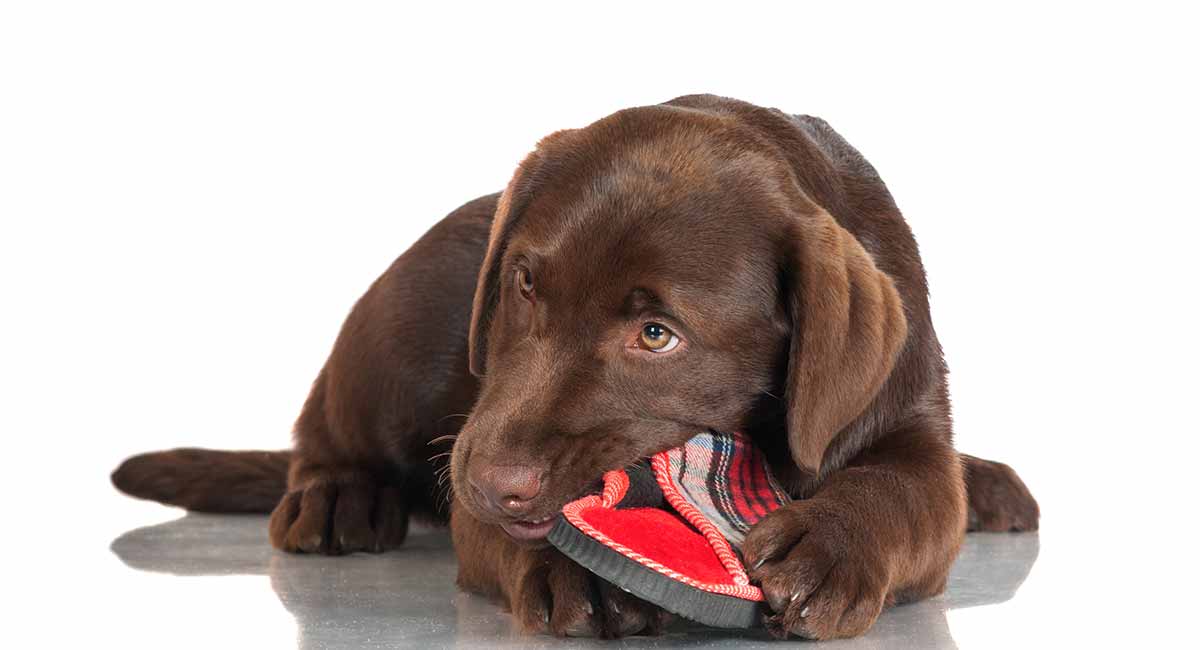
(547, 516, 762, 629)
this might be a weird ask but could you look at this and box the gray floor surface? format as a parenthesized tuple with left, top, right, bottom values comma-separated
(109, 514, 1040, 649)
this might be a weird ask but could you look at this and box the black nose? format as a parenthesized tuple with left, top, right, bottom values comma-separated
(468, 465, 544, 516)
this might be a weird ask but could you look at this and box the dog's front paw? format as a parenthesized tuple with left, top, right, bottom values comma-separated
(268, 472, 409, 555)
(743, 499, 890, 640)
(510, 548, 668, 638)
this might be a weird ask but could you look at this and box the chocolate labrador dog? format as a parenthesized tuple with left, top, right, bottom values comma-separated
(112, 94, 1038, 640)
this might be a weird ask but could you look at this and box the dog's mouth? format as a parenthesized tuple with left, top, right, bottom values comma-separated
(500, 516, 557, 542)
(497, 477, 606, 542)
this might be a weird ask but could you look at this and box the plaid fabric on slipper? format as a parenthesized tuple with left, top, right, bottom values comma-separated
(663, 430, 792, 549)
(547, 430, 791, 629)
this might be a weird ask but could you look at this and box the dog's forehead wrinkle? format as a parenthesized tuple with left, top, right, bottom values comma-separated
(552, 213, 757, 291)
(622, 287, 664, 317)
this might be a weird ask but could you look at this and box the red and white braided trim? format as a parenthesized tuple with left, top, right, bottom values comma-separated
(560, 467, 765, 601)
(650, 453, 752, 586)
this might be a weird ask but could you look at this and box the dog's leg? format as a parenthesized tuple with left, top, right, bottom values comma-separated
(269, 443, 416, 555)
(742, 424, 967, 640)
(268, 195, 497, 554)
(450, 500, 669, 638)
(962, 454, 1040, 532)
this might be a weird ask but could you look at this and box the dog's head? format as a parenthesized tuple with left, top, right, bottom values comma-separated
(451, 97, 907, 542)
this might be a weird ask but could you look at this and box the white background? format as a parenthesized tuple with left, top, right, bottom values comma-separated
(2, 2, 1197, 648)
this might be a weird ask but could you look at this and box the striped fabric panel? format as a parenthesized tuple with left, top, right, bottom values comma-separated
(664, 430, 791, 549)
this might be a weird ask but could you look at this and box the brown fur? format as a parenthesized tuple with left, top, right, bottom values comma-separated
(111, 94, 1038, 639)
(111, 448, 290, 513)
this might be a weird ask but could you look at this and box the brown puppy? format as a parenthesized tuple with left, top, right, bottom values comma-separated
(112, 95, 1039, 640)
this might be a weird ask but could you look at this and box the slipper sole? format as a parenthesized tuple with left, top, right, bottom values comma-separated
(548, 516, 762, 629)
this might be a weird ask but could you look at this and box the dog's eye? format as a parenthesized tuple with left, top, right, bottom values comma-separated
(516, 268, 534, 299)
(639, 323, 680, 353)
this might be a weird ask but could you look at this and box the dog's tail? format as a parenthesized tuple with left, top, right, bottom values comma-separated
(111, 448, 291, 513)
(961, 454, 1040, 532)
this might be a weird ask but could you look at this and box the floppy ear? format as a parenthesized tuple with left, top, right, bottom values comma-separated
(783, 205, 908, 475)
(468, 130, 575, 376)
(468, 160, 532, 377)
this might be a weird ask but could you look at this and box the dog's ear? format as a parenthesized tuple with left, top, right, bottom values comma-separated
(782, 205, 908, 475)
(468, 130, 574, 377)
(468, 157, 535, 377)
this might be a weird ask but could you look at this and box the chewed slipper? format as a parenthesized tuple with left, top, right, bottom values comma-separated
(547, 430, 791, 629)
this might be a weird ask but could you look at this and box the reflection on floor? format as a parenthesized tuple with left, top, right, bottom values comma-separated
(110, 515, 1038, 649)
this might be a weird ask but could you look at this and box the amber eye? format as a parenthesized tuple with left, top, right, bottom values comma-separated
(516, 268, 534, 298)
(639, 323, 680, 353)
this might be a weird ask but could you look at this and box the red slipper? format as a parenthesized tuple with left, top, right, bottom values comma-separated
(547, 430, 791, 628)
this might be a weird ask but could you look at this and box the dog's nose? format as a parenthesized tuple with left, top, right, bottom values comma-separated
(469, 465, 544, 516)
